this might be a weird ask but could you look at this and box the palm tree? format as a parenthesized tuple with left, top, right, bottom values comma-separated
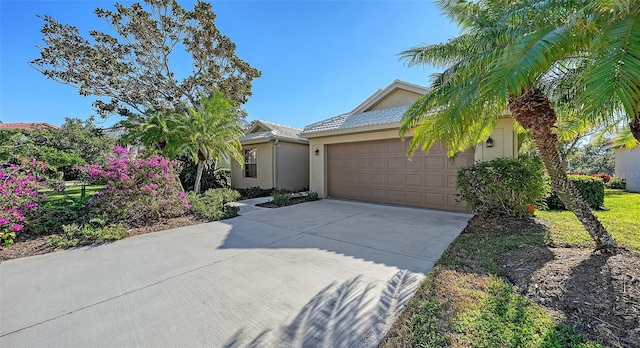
(400, 0, 617, 250)
(175, 91, 244, 194)
(119, 111, 185, 159)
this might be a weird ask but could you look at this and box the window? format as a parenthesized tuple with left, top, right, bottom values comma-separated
(244, 148, 257, 178)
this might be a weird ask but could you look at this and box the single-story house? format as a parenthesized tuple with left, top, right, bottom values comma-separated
(231, 120, 309, 191)
(615, 147, 640, 192)
(0, 122, 59, 130)
(300, 80, 518, 212)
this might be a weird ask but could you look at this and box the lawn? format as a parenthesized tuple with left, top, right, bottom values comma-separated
(537, 189, 640, 253)
(43, 184, 104, 202)
(381, 189, 639, 347)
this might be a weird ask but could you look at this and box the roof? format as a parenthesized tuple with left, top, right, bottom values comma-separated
(301, 105, 410, 135)
(0, 122, 59, 131)
(350, 79, 428, 114)
(239, 120, 308, 144)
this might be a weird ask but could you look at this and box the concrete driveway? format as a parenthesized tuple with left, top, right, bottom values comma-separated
(0, 199, 470, 347)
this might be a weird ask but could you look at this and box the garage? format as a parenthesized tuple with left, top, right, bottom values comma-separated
(327, 138, 474, 211)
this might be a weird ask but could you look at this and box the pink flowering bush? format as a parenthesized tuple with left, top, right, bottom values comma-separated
(78, 146, 188, 225)
(0, 158, 48, 246)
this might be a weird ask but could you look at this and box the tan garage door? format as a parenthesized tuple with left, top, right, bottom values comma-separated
(327, 139, 474, 211)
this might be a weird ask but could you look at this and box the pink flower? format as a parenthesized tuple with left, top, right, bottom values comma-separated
(9, 224, 23, 232)
(0, 218, 9, 225)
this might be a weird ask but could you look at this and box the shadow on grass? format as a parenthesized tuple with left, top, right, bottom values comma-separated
(222, 270, 421, 348)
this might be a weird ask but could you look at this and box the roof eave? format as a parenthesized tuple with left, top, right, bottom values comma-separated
(301, 121, 401, 139)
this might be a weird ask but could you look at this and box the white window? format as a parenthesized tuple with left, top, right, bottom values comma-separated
(244, 149, 257, 178)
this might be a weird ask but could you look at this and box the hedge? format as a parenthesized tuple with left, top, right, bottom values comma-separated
(546, 175, 605, 210)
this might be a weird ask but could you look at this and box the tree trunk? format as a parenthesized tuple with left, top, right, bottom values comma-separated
(510, 89, 617, 251)
(630, 116, 640, 142)
(194, 160, 204, 194)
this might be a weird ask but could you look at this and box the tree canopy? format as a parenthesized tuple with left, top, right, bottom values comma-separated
(31, 0, 261, 118)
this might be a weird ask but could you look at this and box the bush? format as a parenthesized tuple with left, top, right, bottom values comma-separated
(306, 191, 320, 201)
(177, 154, 231, 191)
(456, 157, 549, 218)
(188, 188, 240, 220)
(607, 177, 626, 190)
(48, 218, 127, 248)
(591, 173, 611, 183)
(546, 175, 605, 210)
(78, 146, 188, 225)
(272, 192, 292, 207)
(236, 186, 274, 199)
(0, 158, 51, 246)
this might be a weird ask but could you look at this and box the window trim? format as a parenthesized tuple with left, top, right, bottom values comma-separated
(243, 148, 258, 179)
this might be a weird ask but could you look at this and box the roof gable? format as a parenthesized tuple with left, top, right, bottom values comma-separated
(351, 80, 428, 114)
(240, 120, 308, 144)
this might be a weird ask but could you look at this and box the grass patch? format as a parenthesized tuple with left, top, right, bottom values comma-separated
(536, 189, 640, 253)
(43, 184, 104, 202)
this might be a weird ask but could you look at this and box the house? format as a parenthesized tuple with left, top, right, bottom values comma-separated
(615, 147, 640, 192)
(0, 122, 59, 130)
(231, 120, 309, 191)
(300, 80, 518, 212)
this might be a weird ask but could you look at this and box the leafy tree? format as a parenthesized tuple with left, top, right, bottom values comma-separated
(567, 144, 615, 175)
(31, 0, 261, 118)
(400, 0, 617, 250)
(118, 111, 185, 159)
(174, 91, 244, 194)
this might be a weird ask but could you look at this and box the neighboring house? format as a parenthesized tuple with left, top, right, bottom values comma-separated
(615, 147, 640, 192)
(231, 120, 309, 191)
(0, 122, 59, 130)
(300, 80, 518, 212)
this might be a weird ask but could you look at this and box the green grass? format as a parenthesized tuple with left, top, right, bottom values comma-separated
(43, 185, 104, 203)
(382, 190, 639, 346)
(536, 189, 640, 253)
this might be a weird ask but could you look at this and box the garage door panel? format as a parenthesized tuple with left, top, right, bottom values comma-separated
(328, 139, 473, 211)
(425, 174, 445, 187)
(405, 174, 423, 187)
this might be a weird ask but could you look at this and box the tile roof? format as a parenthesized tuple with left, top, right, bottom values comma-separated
(240, 120, 308, 143)
(301, 105, 409, 135)
(0, 122, 59, 130)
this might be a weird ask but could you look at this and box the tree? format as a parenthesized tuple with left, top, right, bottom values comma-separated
(119, 111, 185, 159)
(31, 0, 261, 119)
(497, 0, 640, 141)
(399, 0, 617, 250)
(174, 91, 244, 194)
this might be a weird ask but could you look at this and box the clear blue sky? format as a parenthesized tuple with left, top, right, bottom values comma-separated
(0, 1, 459, 129)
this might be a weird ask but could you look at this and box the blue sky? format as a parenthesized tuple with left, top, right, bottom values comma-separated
(0, 1, 459, 129)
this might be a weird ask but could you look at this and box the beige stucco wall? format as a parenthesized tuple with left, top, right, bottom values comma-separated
(231, 142, 274, 189)
(474, 118, 518, 162)
(367, 89, 423, 111)
(615, 148, 640, 192)
(308, 121, 518, 198)
(275, 142, 310, 190)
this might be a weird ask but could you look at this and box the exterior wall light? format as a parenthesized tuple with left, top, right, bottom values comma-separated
(314, 148, 320, 156)
(486, 136, 494, 148)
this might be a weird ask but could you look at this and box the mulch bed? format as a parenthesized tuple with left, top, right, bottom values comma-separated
(461, 214, 640, 347)
(255, 196, 309, 208)
(0, 215, 207, 262)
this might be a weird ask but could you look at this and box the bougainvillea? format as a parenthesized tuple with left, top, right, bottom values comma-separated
(0, 158, 49, 246)
(78, 146, 188, 225)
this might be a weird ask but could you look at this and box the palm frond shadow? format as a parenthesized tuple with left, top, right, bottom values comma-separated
(223, 270, 421, 347)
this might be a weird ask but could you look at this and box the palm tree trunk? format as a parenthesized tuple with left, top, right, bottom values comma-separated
(630, 116, 640, 142)
(194, 160, 204, 194)
(510, 89, 617, 251)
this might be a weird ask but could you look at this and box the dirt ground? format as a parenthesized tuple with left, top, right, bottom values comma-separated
(0, 215, 206, 262)
(255, 196, 309, 208)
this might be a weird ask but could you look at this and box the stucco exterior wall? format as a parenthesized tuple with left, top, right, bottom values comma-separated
(367, 90, 423, 111)
(275, 142, 310, 190)
(308, 122, 518, 198)
(615, 148, 640, 192)
(474, 118, 518, 162)
(231, 142, 274, 189)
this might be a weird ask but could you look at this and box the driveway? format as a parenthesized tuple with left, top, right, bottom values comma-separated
(0, 199, 470, 347)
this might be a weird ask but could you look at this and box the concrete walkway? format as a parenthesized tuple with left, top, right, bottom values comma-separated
(0, 199, 471, 347)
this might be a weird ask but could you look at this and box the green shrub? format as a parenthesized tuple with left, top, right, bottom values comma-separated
(607, 177, 626, 190)
(272, 192, 292, 207)
(177, 154, 231, 191)
(236, 186, 274, 199)
(188, 188, 240, 220)
(456, 157, 549, 217)
(48, 218, 126, 248)
(546, 175, 605, 210)
(306, 191, 320, 201)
